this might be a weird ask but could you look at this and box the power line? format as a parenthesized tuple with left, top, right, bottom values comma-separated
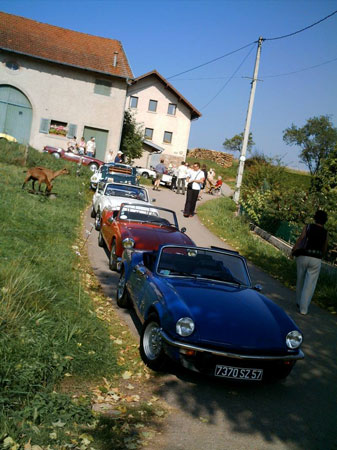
(172, 55, 337, 80)
(201, 44, 255, 110)
(264, 9, 337, 41)
(262, 56, 337, 78)
(166, 41, 257, 80)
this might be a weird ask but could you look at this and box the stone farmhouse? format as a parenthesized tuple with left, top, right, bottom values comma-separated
(0, 12, 201, 165)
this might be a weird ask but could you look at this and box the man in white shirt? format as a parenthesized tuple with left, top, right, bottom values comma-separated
(176, 161, 189, 195)
(86, 137, 96, 157)
(183, 162, 205, 217)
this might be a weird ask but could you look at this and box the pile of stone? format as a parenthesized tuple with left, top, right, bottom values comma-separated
(188, 148, 233, 168)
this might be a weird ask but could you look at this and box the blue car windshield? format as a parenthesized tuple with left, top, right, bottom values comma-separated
(157, 247, 250, 286)
(104, 184, 148, 201)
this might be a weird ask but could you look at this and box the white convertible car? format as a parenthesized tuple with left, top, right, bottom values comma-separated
(91, 181, 152, 230)
(135, 167, 156, 179)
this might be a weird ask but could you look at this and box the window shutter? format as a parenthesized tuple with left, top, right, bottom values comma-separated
(67, 124, 77, 138)
(39, 118, 50, 134)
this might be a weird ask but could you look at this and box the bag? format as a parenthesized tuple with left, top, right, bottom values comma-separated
(187, 182, 193, 190)
(292, 225, 309, 257)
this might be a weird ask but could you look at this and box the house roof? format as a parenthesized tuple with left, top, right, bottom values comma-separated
(132, 70, 201, 120)
(0, 12, 133, 79)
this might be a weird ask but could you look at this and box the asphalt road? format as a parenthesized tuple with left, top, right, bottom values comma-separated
(85, 186, 337, 450)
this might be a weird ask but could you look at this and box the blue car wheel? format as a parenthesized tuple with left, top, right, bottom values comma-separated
(116, 269, 130, 308)
(140, 314, 168, 371)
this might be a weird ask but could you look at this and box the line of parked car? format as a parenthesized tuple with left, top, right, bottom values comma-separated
(88, 161, 304, 383)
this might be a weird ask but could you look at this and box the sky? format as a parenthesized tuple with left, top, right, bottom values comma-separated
(1, 0, 337, 169)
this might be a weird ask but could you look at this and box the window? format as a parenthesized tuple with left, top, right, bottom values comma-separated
(163, 131, 173, 144)
(39, 118, 77, 138)
(94, 79, 112, 96)
(130, 96, 138, 108)
(168, 103, 177, 115)
(145, 128, 154, 140)
(148, 99, 158, 112)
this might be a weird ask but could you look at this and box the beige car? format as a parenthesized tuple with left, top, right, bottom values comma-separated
(0, 133, 17, 142)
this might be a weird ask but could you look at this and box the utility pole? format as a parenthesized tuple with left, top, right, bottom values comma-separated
(233, 36, 263, 205)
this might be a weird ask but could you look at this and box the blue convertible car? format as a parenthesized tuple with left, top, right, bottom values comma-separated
(116, 245, 304, 381)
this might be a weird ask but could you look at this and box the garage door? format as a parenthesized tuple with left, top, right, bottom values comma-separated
(0, 85, 32, 144)
(83, 126, 108, 162)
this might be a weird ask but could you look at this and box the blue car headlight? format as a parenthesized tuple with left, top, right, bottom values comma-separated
(286, 331, 303, 349)
(176, 317, 195, 337)
(122, 238, 135, 249)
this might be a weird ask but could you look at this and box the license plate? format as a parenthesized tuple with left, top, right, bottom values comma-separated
(215, 365, 263, 380)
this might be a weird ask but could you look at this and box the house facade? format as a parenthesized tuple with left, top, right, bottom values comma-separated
(126, 70, 201, 168)
(0, 12, 133, 162)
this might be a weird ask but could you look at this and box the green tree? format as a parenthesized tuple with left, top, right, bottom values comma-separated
(223, 132, 254, 153)
(119, 110, 144, 163)
(283, 115, 337, 176)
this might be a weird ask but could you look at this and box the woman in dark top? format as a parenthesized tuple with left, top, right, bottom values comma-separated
(292, 210, 328, 315)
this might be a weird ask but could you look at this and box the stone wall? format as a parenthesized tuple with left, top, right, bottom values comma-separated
(188, 148, 233, 167)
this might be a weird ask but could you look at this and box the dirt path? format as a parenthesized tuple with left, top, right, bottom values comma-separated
(85, 186, 337, 450)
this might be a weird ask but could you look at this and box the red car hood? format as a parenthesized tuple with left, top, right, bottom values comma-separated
(120, 223, 194, 250)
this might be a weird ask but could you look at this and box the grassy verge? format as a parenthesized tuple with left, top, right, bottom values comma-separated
(0, 142, 166, 449)
(197, 197, 337, 313)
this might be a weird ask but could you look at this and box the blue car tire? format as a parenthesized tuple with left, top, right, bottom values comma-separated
(140, 314, 168, 371)
(116, 269, 130, 308)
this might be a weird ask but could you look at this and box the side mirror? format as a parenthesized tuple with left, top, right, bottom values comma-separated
(181, 227, 186, 233)
(152, 198, 156, 202)
(253, 284, 262, 292)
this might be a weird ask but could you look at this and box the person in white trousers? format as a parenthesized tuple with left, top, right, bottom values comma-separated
(292, 210, 328, 315)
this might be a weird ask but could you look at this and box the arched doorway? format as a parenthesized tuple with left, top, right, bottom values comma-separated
(0, 85, 32, 144)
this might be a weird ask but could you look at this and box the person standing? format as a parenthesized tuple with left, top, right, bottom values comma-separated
(153, 158, 166, 191)
(183, 162, 205, 217)
(205, 167, 216, 192)
(291, 210, 328, 315)
(171, 165, 178, 191)
(198, 164, 208, 200)
(176, 161, 189, 195)
(78, 137, 86, 155)
(86, 137, 96, 157)
(114, 151, 123, 163)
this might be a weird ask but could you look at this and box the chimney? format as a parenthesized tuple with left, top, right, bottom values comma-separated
(113, 51, 118, 68)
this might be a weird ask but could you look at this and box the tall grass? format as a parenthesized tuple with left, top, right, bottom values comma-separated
(198, 197, 337, 311)
(0, 142, 140, 447)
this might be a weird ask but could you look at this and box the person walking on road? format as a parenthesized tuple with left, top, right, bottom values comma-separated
(291, 210, 328, 315)
(153, 159, 166, 191)
(183, 162, 205, 217)
(176, 161, 189, 195)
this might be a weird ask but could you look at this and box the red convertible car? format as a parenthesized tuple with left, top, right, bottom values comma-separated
(43, 146, 104, 172)
(98, 203, 195, 271)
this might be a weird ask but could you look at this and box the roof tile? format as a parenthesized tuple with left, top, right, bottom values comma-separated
(0, 11, 133, 79)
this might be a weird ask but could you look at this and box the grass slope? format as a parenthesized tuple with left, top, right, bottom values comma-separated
(0, 142, 165, 449)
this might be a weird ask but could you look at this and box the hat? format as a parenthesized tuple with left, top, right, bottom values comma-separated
(117, 151, 123, 154)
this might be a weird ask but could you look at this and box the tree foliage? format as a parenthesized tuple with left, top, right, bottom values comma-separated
(283, 115, 337, 176)
(119, 110, 144, 163)
(223, 132, 254, 153)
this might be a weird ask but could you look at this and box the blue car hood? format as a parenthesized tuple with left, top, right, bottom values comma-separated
(166, 279, 298, 352)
